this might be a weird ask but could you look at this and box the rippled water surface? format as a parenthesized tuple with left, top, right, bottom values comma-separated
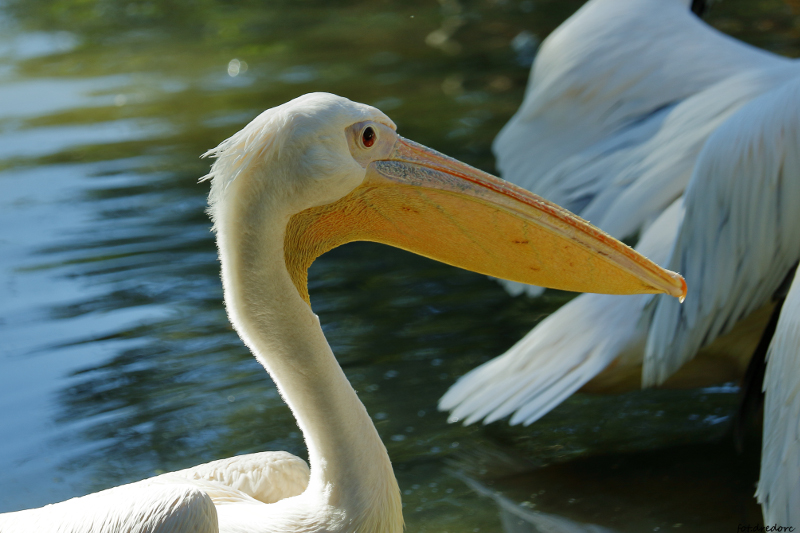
(0, 0, 797, 530)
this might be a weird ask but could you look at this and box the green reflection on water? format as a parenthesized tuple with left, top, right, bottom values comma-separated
(0, 0, 796, 529)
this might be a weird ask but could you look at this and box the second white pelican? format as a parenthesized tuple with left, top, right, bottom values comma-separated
(440, 0, 800, 524)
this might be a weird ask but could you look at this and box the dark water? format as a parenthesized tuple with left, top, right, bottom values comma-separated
(0, 0, 796, 530)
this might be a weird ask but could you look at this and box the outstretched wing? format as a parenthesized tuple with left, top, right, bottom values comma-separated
(493, 0, 788, 297)
(583, 65, 800, 240)
(757, 274, 800, 525)
(440, 200, 683, 425)
(495, 0, 785, 216)
(644, 72, 800, 385)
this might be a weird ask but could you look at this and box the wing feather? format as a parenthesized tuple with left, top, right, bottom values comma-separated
(167, 451, 309, 505)
(494, 0, 786, 217)
(0, 451, 310, 532)
(756, 274, 800, 525)
(0, 482, 218, 533)
(644, 72, 800, 385)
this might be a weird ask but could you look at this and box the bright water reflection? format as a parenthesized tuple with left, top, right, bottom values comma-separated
(0, 0, 796, 530)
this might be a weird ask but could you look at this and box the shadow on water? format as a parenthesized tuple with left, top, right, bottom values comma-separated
(0, 0, 796, 530)
(453, 438, 762, 532)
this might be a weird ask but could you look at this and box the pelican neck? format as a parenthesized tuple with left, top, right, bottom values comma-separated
(213, 193, 401, 529)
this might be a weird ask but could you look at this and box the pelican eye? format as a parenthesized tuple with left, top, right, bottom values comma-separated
(362, 126, 376, 148)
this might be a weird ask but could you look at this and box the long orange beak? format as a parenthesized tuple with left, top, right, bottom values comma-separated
(284, 136, 686, 305)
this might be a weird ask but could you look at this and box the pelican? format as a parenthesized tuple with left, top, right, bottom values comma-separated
(651, 77, 800, 523)
(0, 93, 685, 532)
(439, 0, 800, 524)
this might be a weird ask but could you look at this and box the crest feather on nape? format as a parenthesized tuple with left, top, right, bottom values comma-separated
(201, 108, 291, 211)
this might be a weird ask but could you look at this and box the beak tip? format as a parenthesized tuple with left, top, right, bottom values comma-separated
(668, 272, 687, 303)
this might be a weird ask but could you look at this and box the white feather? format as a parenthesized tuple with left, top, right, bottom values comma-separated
(757, 275, 800, 525)
(0, 451, 310, 533)
(494, 0, 785, 214)
(644, 72, 800, 385)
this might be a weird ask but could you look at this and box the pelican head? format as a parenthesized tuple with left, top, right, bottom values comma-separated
(205, 92, 685, 305)
(206, 93, 392, 215)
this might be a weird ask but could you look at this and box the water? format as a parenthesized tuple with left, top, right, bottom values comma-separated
(0, 0, 795, 530)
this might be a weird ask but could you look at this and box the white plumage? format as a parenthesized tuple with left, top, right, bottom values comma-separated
(441, 0, 800, 523)
(644, 74, 800, 386)
(0, 452, 309, 533)
(758, 273, 800, 525)
(647, 74, 800, 524)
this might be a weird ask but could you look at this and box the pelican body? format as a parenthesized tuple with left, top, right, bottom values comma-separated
(0, 93, 684, 532)
(439, 0, 800, 524)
